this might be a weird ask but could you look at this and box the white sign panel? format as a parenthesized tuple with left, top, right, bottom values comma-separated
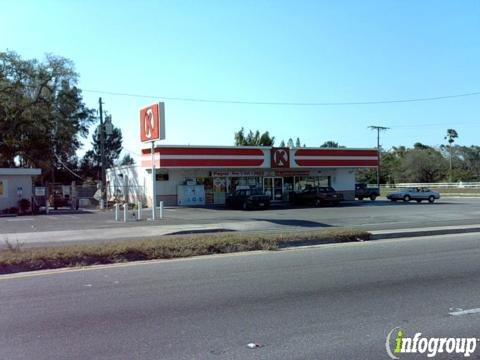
(177, 185, 205, 206)
(35, 187, 46, 196)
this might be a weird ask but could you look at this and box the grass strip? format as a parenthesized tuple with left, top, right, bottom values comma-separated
(0, 229, 370, 275)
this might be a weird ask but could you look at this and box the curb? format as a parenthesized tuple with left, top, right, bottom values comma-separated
(371, 226, 480, 240)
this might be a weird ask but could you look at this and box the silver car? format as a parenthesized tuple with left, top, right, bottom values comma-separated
(386, 187, 440, 203)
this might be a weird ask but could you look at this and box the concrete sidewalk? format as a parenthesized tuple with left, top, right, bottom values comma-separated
(2, 218, 480, 248)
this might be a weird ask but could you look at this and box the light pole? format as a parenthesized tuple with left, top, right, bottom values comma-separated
(98, 98, 113, 209)
(99, 98, 106, 208)
(368, 126, 389, 190)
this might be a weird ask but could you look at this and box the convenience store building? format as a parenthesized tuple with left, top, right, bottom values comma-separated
(107, 145, 378, 207)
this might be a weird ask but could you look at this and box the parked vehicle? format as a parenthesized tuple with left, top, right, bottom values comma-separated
(355, 183, 380, 201)
(386, 187, 440, 203)
(225, 188, 271, 210)
(292, 186, 344, 206)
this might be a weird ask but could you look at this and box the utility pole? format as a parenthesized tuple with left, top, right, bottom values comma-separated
(99, 97, 107, 209)
(368, 126, 389, 190)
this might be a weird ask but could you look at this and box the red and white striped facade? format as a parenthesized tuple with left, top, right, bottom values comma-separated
(141, 146, 378, 169)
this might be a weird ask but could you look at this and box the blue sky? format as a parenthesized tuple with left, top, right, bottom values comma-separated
(2, 0, 479, 161)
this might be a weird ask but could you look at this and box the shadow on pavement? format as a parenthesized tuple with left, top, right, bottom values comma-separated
(252, 218, 332, 228)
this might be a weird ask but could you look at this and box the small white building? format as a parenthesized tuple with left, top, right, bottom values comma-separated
(0, 168, 41, 212)
(107, 145, 378, 207)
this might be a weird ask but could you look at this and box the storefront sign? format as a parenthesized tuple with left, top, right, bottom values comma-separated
(0, 179, 7, 198)
(274, 170, 310, 177)
(211, 171, 263, 177)
(139, 102, 165, 142)
(271, 148, 290, 168)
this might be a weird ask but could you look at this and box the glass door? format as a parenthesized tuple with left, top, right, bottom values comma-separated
(263, 177, 284, 201)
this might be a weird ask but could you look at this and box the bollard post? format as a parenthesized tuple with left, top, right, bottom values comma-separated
(137, 202, 142, 221)
(114, 203, 120, 221)
(123, 203, 128, 223)
(46, 200, 50, 214)
(159, 201, 164, 219)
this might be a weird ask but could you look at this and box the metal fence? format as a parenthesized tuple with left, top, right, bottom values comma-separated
(381, 182, 480, 189)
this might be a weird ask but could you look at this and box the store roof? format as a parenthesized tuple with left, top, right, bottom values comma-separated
(0, 168, 42, 176)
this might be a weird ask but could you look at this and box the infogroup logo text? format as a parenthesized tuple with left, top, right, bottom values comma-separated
(386, 327, 478, 358)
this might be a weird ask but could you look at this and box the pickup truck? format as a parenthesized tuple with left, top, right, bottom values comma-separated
(291, 186, 343, 206)
(355, 183, 380, 201)
(225, 188, 271, 210)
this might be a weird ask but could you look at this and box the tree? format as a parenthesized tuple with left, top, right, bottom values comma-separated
(320, 141, 341, 148)
(458, 146, 480, 180)
(80, 124, 123, 179)
(287, 138, 294, 148)
(120, 154, 135, 166)
(234, 128, 275, 146)
(295, 137, 301, 148)
(279, 140, 286, 147)
(401, 147, 448, 183)
(0, 51, 95, 181)
(445, 129, 459, 182)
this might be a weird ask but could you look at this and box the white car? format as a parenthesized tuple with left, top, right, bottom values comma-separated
(386, 187, 440, 203)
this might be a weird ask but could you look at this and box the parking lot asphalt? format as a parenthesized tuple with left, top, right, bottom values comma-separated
(1, 197, 480, 238)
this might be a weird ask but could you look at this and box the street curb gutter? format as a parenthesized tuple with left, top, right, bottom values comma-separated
(370, 226, 480, 240)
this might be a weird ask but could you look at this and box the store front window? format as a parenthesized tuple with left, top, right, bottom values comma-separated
(294, 176, 330, 191)
(229, 177, 262, 192)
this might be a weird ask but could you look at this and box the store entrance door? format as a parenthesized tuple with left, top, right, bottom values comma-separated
(263, 177, 283, 202)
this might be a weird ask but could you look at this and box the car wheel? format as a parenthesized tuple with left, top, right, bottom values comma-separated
(428, 196, 435, 203)
(403, 195, 411, 202)
(242, 201, 249, 210)
(314, 198, 321, 207)
(369, 195, 377, 201)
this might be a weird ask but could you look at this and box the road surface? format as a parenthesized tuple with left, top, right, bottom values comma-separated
(1, 233, 480, 359)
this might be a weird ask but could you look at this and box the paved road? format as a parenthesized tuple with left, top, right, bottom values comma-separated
(2, 198, 480, 246)
(2, 233, 480, 359)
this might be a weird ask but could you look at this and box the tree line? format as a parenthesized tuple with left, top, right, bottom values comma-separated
(0, 51, 132, 184)
(236, 128, 477, 184)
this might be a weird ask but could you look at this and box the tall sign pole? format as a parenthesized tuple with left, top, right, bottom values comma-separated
(140, 103, 165, 220)
(99, 97, 107, 209)
(151, 140, 156, 220)
(368, 125, 389, 190)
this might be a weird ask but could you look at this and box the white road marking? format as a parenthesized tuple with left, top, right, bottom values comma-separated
(6, 218, 34, 222)
(449, 308, 480, 316)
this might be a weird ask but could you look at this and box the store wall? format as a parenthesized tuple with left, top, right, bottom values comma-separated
(0, 175, 34, 211)
(106, 165, 147, 204)
(331, 168, 356, 200)
(154, 169, 210, 206)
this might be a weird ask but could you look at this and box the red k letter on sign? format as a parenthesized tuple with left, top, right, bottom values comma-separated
(271, 148, 290, 168)
(140, 103, 164, 142)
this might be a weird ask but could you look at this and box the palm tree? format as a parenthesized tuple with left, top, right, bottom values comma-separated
(445, 129, 458, 182)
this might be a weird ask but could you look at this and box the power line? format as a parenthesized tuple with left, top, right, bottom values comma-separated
(54, 154, 84, 181)
(80, 88, 480, 107)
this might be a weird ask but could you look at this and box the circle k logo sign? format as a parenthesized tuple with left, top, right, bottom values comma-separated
(139, 104, 160, 142)
(271, 148, 290, 168)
